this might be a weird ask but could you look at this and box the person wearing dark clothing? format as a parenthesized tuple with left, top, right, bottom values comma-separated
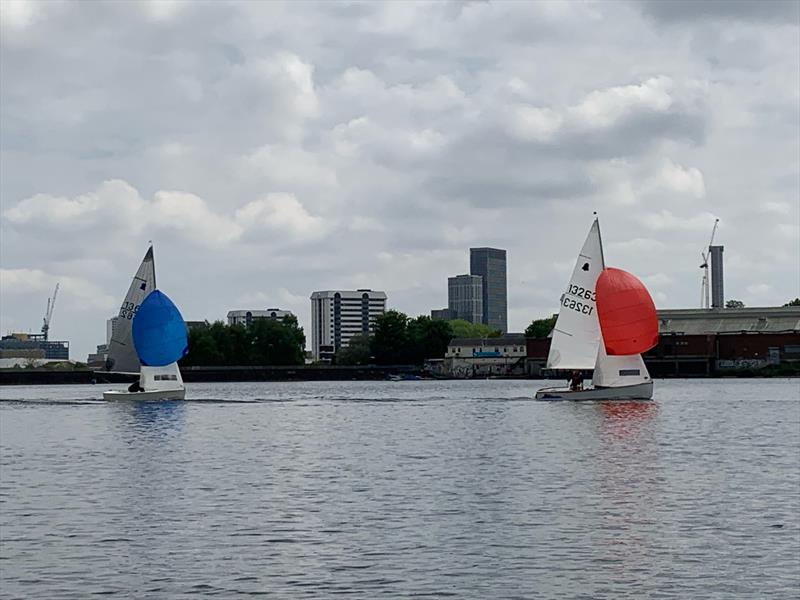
(569, 370, 583, 391)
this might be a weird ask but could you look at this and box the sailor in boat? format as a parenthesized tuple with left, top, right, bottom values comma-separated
(569, 371, 583, 391)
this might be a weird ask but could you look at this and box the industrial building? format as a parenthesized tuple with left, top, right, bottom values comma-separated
(310, 289, 387, 361)
(0, 333, 69, 361)
(525, 306, 800, 377)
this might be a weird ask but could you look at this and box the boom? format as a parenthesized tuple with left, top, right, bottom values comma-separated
(41, 283, 59, 341)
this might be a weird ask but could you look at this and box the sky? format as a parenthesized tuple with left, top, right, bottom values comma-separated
(1, 0, 798, 361)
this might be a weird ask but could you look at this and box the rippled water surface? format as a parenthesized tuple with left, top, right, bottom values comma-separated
(2, 379, 799, 598)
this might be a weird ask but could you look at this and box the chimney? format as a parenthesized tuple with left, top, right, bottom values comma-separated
(710, 245, 724, 308)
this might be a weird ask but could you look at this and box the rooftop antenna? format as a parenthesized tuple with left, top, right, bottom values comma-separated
(700, 218, 720, 309)
(41, 283, 59, 341)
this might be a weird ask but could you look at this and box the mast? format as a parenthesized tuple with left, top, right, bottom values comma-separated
(594, 212, 606, 269)
(147, 241, 156, 290)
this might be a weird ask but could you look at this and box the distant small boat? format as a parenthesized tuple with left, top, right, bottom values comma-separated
(387, 374, 422, 381)
(103, 246, 188, 401)
(535, 217, 658, 401)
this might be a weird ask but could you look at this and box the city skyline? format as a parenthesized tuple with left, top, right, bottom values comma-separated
(1, 1, 798, 361)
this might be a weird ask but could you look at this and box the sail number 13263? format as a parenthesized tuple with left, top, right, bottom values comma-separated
(563, 284, 596, 315)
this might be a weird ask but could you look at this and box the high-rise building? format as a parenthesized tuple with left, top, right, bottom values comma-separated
(710, 245, 724, 309)
(448, 275, 483, 324)
(470, 247, 507, 332)
(310, 290, 387, 360)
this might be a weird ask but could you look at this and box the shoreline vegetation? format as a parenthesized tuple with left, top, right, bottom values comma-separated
(2, 309, 798, 385)
(1, 365, 797, 386)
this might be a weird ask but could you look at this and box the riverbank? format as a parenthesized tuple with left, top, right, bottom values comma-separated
(1, 364, 797, 385)
(0, 365, 424, 385)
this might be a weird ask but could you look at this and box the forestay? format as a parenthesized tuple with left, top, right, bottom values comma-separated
(546, 219, 605, 370)
(107, 246, 156, 372)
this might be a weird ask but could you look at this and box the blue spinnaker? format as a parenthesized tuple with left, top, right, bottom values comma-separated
(132, 290, 188, 367)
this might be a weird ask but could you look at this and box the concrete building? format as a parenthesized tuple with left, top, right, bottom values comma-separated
(427, 333, 527, 378)
(0, 333, 69, 360)
(310, 290, 387, 361)
(87, 344, 109, 368)
(710, 245, 724, 308)
(431, 308, 454, 321)
(448, 275, 483, 323)
(470, 247, 508, 332)
(227, 309, 294, 327)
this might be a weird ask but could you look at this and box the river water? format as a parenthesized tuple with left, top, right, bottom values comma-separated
(1, 379, 798, 598)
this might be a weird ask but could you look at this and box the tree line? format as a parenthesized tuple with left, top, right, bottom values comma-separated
(180, 316, 306, 366)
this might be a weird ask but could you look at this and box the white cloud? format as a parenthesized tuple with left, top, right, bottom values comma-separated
(570, 76, 674, 128)
(235, 193, 327, 241)
(4, 179, 144, 231)
(643, 272, 675, 287)
(746, 283, 772, 296)
(0, 1, 797, 358)
(151, 191, 242, 246)
(640, 209, 720, 232)
(655, 159, 706, 198)
(0, 0, 40, 30)
(0, 268, 115, 311)
(507, 105, 563, 141)
(141, 0, 186, 22)
(762, 201, 791, 215)
(3, 180, 243, 247)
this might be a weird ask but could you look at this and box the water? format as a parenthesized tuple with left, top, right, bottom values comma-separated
(1, 379, 799, 598)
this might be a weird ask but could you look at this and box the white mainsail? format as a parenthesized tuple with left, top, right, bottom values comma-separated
(546, 219, 605, 370)
(106, 246, 156, 372)
(592, 342, 651, 388)
(139, 363, 184, 391)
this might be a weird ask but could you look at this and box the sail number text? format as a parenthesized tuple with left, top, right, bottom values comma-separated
(119, 301, 139, 320)
(567, 284, 596, 302)
(562, 284, 596, 315)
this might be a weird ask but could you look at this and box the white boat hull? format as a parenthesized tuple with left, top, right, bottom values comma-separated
(103, 388, 186, 401)
(535, 381, 653, 401)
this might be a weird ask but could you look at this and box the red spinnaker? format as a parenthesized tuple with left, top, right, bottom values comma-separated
(596, 267, 659, 355)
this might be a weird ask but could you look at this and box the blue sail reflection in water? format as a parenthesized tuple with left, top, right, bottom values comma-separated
(132, 290, 188, 367)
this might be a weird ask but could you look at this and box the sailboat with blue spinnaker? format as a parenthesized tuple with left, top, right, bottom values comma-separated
(103, 246, 188, 400)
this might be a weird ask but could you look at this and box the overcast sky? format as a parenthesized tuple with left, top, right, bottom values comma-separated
(1, 0, 798, 360)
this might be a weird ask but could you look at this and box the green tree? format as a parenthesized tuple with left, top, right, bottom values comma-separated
(447, 319, 501, 339)
(248, 316, 305, 366)
(725, 299, 745, 309)
(783, 298, 800, 307)
(406, 316, 453, 363)
(336, 334, 373, 365)
(525, 315, 557, 338)
(371, 310, 410, 364)
(181, 316, 305, 366)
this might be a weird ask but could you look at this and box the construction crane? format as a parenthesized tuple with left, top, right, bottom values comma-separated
(41, 283, 59, 341)
(699, 219, 719, 309)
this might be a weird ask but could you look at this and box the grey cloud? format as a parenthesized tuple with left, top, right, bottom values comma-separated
(638, 0, 800, 24)
(1, 1, 797, 359)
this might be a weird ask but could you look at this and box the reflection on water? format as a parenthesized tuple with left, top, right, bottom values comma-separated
(592, 401, 661, 580)
(598, 400, 658, 438)
(1, 380, 798, 599)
